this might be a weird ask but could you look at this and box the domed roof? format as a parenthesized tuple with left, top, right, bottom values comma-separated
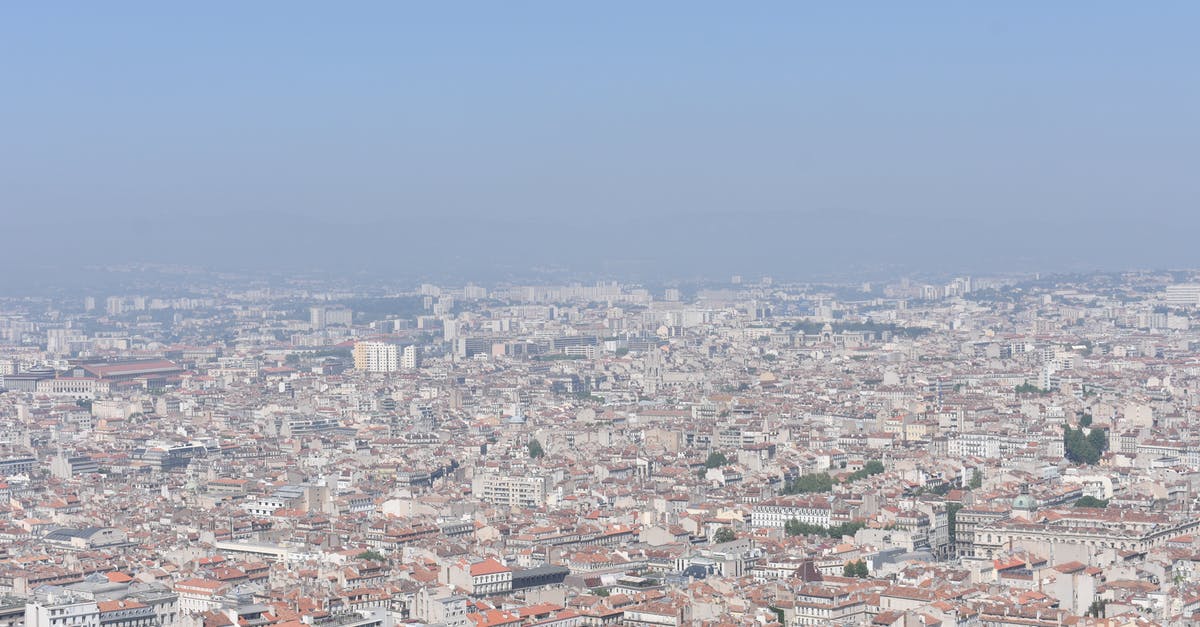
(1012, 493, 1036, 511)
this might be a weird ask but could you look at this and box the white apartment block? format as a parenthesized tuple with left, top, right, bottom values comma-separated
(354, 342, 399, 372)
(751, 496, 833, 528)
(400, 344, 418, 369)
(1164, 284, 1200, 306)
(24, 595, 99, 627)
(471, 472, 547, 508)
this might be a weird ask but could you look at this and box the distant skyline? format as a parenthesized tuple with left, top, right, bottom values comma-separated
(3, 3, 1198, 278)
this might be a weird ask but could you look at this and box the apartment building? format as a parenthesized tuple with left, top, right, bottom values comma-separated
(750, 496, 833, 528)
(471, 472, 547, 508)
(353, 342, 398, 372)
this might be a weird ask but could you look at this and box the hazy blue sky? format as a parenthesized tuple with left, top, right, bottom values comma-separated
(3, 3, 1197, 280)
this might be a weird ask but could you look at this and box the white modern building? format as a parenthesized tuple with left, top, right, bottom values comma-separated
(353, 342, 399, 372)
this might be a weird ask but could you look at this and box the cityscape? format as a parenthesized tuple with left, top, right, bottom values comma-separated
(4, 3, 1200, 626)
(3, 269, 1200, 626)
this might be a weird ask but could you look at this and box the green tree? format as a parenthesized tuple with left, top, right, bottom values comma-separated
(969, 469, 982, 489)
(1074, 496, 1109, 508)
(946, 502, 963, 544)
(845, 460, 885, 483)
(785, 518, 865, 538)
(831, 521, 866, 537)
(782, 473, 835, 494)
(843, 560, 869, 578)
(1063, 423, 1104, 465)
(357, 550, 386, 562)
(705, 452, 730, 468)
(1063, 424, 1087, 464)
(1079, 413, 1093, 427)
(1087, 428, 1108, 456)
(840, 557, 868, 576)
(528, 438, 545, 458)
(712, 527, 736, 543)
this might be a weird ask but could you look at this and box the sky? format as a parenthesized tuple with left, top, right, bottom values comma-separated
(2, 3, 1198, 282)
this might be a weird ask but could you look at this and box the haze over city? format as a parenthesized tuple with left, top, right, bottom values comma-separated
(5, 5, 1200, 627)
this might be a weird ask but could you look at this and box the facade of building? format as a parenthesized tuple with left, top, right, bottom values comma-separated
(471, 473, 548, 508)
(750, 496, 833, 529)
(353, 342, 398, 373)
